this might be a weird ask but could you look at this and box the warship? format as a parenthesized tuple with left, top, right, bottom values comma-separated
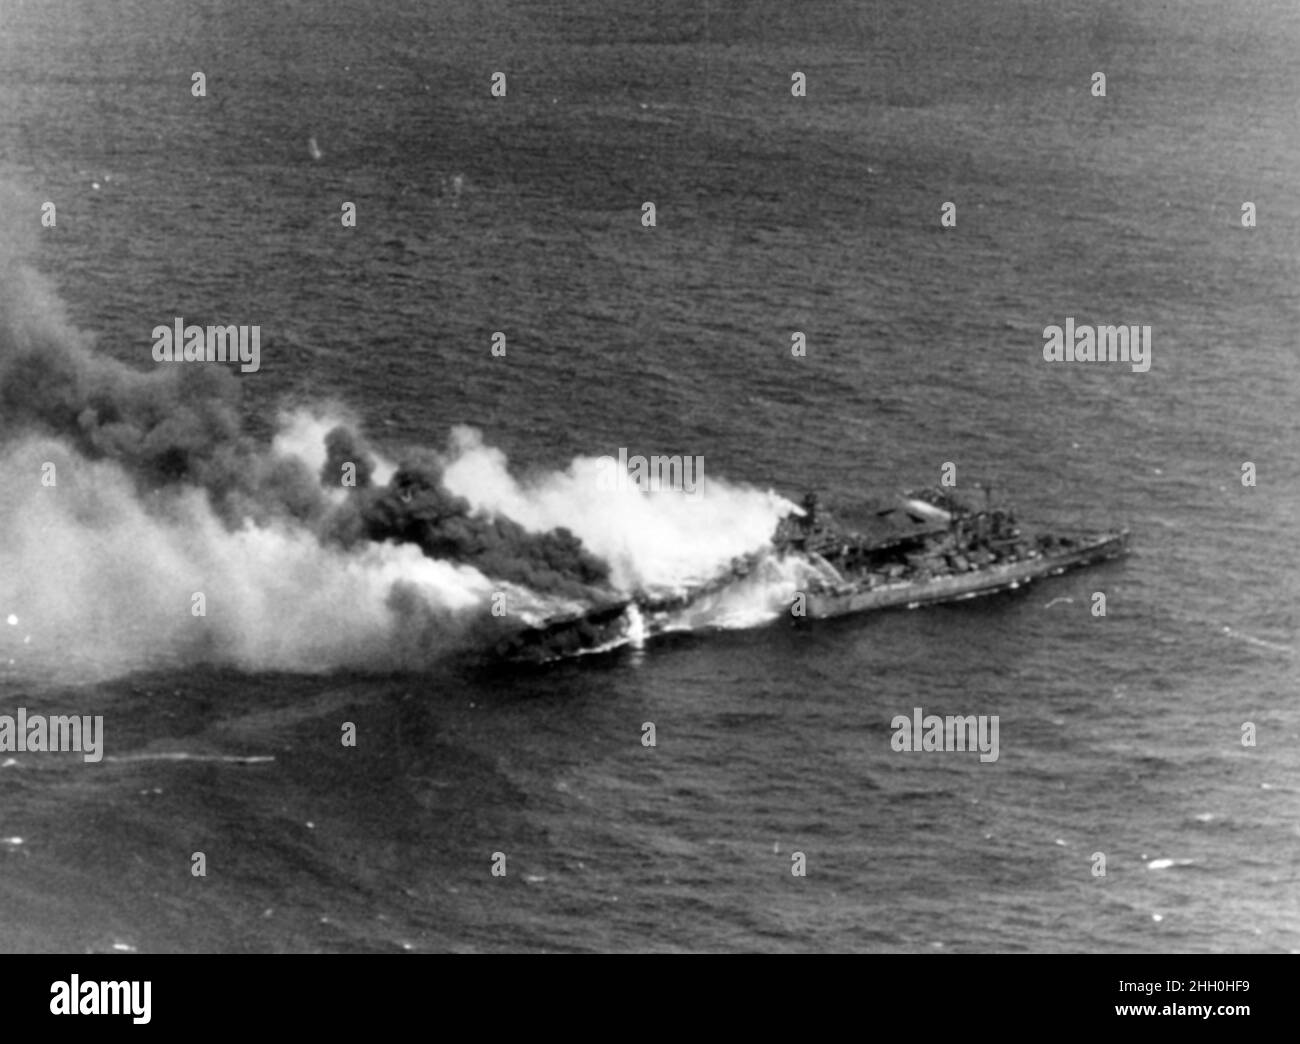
(775, 488, 1129, 617)
(492, 487, 1130, 663)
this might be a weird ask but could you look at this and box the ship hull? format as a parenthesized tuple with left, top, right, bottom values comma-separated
(805, 530, 1129, 619)
(494, 520, 1131, 662)
(491, 600, 634, 664)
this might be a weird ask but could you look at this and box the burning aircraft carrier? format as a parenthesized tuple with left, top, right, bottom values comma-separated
(492, 487, 1130, 664)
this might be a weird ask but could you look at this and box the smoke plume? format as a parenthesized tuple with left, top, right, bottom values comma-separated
(0, 189, 797, 681)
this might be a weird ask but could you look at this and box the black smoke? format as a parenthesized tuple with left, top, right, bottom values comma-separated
(0, 249, 613, 603)
(346, 455, 611, 600)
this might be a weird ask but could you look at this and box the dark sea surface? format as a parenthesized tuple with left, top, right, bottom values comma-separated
(0, 0, 1297, 952)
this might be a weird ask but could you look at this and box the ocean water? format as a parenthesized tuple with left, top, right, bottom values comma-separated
(0, 0, 1297, 952)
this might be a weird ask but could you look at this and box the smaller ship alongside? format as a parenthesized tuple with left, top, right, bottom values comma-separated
(773, 488, 1130, 618)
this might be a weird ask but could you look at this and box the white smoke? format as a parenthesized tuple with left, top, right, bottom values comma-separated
(439, 426, 798, 594)
(271, 406, 396, 491)
(0, 436, 511, 680)
(0, 417, 809, 681)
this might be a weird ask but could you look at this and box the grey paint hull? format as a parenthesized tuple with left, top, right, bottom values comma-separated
(805, 531, 1130, 618)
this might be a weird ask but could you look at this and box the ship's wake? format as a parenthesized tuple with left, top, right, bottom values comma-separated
(0, 198, 795, 681)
